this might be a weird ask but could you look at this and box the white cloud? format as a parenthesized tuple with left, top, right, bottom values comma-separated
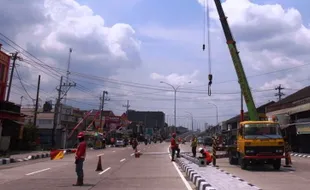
(260, 75, 304, 90)
(0, 0, 141, 107)
(3, 0, 310, 127)
(197, 0, 310, 71)
(150, 70, 200, 86)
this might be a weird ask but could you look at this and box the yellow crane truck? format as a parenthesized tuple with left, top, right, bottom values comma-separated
(213, 0, 285, 170)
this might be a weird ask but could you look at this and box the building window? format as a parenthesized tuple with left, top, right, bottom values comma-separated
(38, 119, 53, 124)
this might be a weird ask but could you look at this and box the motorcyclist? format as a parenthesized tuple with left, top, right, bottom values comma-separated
(132, 138, 138, 150)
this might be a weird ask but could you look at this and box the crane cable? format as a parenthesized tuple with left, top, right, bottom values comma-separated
(202, 0, 212, 96)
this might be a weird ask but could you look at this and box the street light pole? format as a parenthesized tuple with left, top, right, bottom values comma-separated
(185, 111, 194, 132)
(208, 102, 219, 124)
(160, 81, 191, 133)
(174, 89, 177, 130)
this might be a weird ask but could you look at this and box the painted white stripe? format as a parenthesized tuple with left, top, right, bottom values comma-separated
(112, 150, 116, 153)
(99, 167, 111, 175)
(167, 147, 192, 190)
(26, 168, 51, 176)
(130, 153, 134, 156)
(97, 153, 104, 157)
(120, 158, 126, 162)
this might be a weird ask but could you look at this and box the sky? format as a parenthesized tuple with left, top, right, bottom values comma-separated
(1, 0, 310, 130)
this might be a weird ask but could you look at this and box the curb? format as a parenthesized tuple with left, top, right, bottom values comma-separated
(290, 153, 310, 158)
(0, 153, 50, 165)
(176, 158, 216, 190)
(0, 149, 76, 166)
(214, 167, 262, 190)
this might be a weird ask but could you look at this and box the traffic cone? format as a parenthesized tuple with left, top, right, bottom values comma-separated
(96, 156, 103, 171)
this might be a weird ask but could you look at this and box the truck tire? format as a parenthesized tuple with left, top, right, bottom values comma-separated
(239, 157, 247, 170)
(229, 152, 238, 165)
(273, 159, 281, 170)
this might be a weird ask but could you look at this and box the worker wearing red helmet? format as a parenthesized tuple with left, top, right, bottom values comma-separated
(170, 133, 180, 161)
(73, 132, 86, 186)
(199, 147, 212, 165)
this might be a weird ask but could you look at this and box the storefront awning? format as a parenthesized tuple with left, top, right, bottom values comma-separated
(295, 122, 310, 135)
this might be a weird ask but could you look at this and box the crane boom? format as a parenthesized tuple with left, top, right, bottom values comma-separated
(213, 0, 259, 121)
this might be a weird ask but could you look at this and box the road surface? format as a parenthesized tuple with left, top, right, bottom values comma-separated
(181, 144, 310, 190)
(0, 143, 193, 190)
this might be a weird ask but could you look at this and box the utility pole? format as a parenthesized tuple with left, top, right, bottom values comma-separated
(52, 76, 63, 148)
(99, 91, 108, 131)
(20, 96, 24, 106)
(33, 75, 41, 127)
(122, 100, 130, 114)
(6, 52, 19, 101)
(275, 84, 285, 101)
(51, 76, 76, 148)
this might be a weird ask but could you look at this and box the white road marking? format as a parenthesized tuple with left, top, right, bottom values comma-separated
(167, 147, 192, 190)
(97, 153, 104, 157)
(25, 168, 51, 176)
(130, 153, 134, 156)
(99, 167, 111, 175)
(120, 158, 126, 162)
(112, 150, 115, 152)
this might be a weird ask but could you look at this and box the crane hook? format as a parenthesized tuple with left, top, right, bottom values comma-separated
(208, 74, 212, 96)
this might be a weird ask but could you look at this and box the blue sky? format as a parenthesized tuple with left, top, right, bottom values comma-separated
(3, 0, 310, 128)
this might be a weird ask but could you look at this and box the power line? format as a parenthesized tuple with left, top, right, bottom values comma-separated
(15, 67, 34, 101)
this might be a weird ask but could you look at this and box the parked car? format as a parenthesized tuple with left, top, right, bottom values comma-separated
(115, 139, 126, 147)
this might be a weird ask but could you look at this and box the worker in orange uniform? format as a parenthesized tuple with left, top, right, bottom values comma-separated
(170, 133, 180, 161)
(199, 147, 212, 165)
(73, 132, 86, 186)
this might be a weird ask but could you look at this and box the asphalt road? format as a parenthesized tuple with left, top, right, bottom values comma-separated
(181, 144, 310, 190)
(0, 143, 193, 190)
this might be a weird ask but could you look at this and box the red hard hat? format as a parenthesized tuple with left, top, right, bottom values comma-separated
(77, 132, 84, 138)
(172, 133, 176, 137)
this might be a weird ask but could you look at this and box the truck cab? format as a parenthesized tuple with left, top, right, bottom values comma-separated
(229, 121, 285, 170)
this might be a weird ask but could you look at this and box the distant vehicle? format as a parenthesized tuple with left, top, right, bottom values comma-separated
(115, 139, 126, 147)
(203, 136, 213, 146)
(197, 137, 203, 145)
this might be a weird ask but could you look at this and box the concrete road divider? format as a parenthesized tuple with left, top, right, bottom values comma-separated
(176, 158, 216, 190)
(0, 153, 50, 165)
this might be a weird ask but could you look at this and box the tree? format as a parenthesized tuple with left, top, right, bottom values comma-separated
(22, 123, 39, 150)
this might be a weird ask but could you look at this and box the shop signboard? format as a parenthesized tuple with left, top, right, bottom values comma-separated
(0, 50, 11, 101)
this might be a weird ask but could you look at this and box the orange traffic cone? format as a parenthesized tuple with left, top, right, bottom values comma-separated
(96, 156, 103, 171)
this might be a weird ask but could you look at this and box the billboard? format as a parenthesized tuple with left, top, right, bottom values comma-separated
(0, 49, 11, 101)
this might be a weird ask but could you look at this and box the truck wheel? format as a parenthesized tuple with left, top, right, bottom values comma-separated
(229, 152, 237, 165)
(273, 159, 281, 170)
(239, 157, 247, 170)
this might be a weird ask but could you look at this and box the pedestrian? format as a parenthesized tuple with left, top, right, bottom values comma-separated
(170, 133, 180, 161)
(191, 135, 198, 157)
(73, 132, 86, 186)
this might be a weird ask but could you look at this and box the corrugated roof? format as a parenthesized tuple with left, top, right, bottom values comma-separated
(225, 101, 275, 123)
(268, 86, 310, 108)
